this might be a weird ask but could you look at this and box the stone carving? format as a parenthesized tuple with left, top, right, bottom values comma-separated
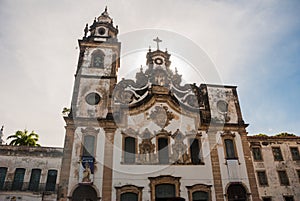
(112, 48, 206, 110)
(121, 128, 138, 137)
(171, 129, 189, 164)
(149, 105, 174, 128)
(138, 129, 156, 164)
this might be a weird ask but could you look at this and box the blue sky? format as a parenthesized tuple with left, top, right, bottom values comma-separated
(0, 0, 299, 147)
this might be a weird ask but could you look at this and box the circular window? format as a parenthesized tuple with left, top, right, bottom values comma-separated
(217, 100, 228, 113)
(85, 93, 101, 105)
(98, 27, 106, 35)
(154, 57, 163, 65)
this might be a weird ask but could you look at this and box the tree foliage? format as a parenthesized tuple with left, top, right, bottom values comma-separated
(275, 132, 296, 137)
(253, 133, 268, 137)
(6, 129, 40, 146)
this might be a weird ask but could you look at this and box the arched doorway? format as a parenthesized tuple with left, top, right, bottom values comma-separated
(72, 185, 98, 201)
(227, 184, 247, 201)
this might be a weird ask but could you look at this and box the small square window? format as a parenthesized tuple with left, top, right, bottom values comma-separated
(262, 197, 272, 201)
(284, 196, 294, 201)
(272, 147, 283, 161)
(296, 170, 300, 182)
(290, 147, 300, 161)
(252, 147, 263, 161)
(257, 171, 268, 186)
(278, 170, 289, 186)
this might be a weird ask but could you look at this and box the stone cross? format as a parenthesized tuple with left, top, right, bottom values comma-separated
(153, 37, 162, 50)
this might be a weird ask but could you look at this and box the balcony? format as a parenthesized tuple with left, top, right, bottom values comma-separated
(0, 181, 58, 193)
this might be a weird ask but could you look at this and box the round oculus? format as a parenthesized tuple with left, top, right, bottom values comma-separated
(154, 58, 163, 65)
(98, 27, 106, 35)
(85, 92, 101, 105)
(217, 100, 228, 113)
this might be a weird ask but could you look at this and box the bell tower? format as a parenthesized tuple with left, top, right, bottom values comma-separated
(71, 6, 120, 119)
(58, 7, 120, 201)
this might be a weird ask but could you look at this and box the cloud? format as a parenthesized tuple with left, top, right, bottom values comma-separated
(0, 0, 299, 146)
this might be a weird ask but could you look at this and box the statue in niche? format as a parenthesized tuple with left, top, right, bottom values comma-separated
(82, 162, 91, 182)
(139, 129, 155, 164)
(171, 129, 189, 164)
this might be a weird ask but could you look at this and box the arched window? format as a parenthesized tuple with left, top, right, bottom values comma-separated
(124, 136, 136, 164)
(0, 167, 7, 190)
(227, 184, 247, 201)
(91, 50, 105, 68)
(224, 139, 237, 159)
(190, 138, 202, 165)
(28, 169, 41, 191)
(155, 184, 176, 199)
(149, 175, 181, 200)
(158, 138, 169, 164)
(72, 185, 98, 201)
(12, 168, 25, 190)
(45, 169, 57, 191)
(121, 192, 138, 201)
(192, 191, 209, 201)
(115, 185, 143, 201)
(83, 135, 95, 157)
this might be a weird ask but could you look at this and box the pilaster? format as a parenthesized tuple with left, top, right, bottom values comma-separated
(101, 127, 117, 201)
(208, 130, 225, 201)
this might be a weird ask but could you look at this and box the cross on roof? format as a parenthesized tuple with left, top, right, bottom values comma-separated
(153, 37, 162, 50)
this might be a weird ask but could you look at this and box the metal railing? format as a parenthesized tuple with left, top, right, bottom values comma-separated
(0, 181, 58, 193)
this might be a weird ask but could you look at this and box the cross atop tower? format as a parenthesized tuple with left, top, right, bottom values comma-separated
(153, 37, 162, 50)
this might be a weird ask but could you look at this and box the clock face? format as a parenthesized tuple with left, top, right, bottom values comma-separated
(98, 27, 106, 35)
(217, 100, 228, 113)
(154, 57, 163, 65)
(85, 93, 101, 105)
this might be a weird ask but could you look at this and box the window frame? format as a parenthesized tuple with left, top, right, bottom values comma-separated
(277, 170, 290, 186)
(297, 169, 300, 182)
(81, 127, 99, 158)
(0, 167, 7, 190)
(157, 136, 170, 164)
(148, 175, 181, 201)
(186, 184, 212, 201)
(252, 147, 263, 161)
(262, 197, 272, 201)
(272, 147, 283, 161)
(90, 49, 105, 68)
(45, 169, 58, 192)
(290, 147, 300, 161)
(221, 131, 238, 160)
(28, 168, 42, 191)
(188, 137, 203, 165)
(283, 196, 294, 201)
(257, 171, 268, 186)
(123, 136, 137, 164)
(12, 168, 26, 191)
(115, 185, 143, 201)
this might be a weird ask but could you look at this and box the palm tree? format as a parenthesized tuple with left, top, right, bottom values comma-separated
(6, 129, 40, 146)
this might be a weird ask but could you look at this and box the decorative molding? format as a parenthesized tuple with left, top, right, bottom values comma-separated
(138, 129, 156, 164)
(121, 128, 139, 137)
(148, 175, 181, 201)
(81, 127, 100, 135)
(115, 185, 143, 201)
(171, 129, 189, 164)
(149, 105, 174, 128)
(186, 184, 212, 201)
(220, 131, 236, 138)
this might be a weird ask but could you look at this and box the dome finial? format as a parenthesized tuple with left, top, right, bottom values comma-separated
(102, 6, 109, 16)
(153, 37, 162, 50)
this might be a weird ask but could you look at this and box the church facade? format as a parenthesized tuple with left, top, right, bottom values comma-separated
(58, 8, 260, 201)
(1, 7, 300, 201)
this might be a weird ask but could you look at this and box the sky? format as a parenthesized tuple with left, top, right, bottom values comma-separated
(0, 0, 299, 147)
